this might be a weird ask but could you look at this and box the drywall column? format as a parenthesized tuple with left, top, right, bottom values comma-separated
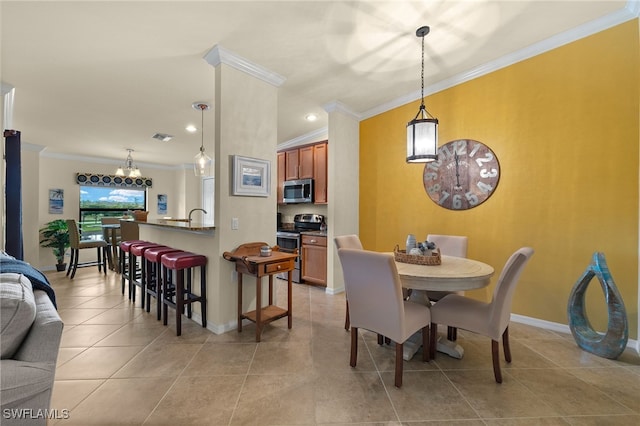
(324, 101, 360, 294)
(203, 45, 284, 331)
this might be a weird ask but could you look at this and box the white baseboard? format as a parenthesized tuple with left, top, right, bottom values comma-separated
(510, 313, 639, 354)
(324, 286, 344, 295)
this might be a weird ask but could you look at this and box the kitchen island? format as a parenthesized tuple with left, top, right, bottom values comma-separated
(138, 219, 215, 234)
(137, 220, 223, 333)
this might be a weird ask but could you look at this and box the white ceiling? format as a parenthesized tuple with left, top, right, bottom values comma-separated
(0, 1, 633, 169)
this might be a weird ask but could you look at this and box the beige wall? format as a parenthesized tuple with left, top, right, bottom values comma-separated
(209, 61, 279, 329)
(34, 154, 185, 269)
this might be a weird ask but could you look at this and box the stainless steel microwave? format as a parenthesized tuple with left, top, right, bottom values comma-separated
(283, 178, 314, 203)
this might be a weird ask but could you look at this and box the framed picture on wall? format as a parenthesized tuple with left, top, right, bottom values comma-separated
(157, 194, 167, 214)
(48, 189, 64, 214)
(231, 155, 270, 197)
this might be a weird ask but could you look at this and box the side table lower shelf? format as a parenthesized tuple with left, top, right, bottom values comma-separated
(241, 305, 288, 325)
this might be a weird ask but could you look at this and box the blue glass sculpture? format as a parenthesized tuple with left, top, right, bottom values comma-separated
(568, 252, 628, 359)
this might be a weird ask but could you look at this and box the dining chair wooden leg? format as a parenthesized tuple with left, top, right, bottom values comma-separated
(350, 327, 358, 367)
(491, 339, 502, 383)
(66, 249, 74, 276)
(422, 326, 429, 361)
(502, 326, 511, 363)
(344, 300, 350, 331)
(395, 342, 403, 388)
(429, 323, 438, 359)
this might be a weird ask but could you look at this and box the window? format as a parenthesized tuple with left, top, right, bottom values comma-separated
(79, 186, 146, 236)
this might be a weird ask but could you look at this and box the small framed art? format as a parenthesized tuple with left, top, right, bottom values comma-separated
(232, 155, 270, 197)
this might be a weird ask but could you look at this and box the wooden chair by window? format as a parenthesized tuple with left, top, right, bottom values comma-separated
(65, 219, 109, 279)
(337, 248, 431, 388)
(119, 220, 139, 242)
(426, 234, 468, 340)
(429, 247, 534, 383)
(101, 217, 121, 271)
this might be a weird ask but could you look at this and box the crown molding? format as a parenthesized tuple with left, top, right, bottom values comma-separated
(323, 101, 361, 120)
(278, 127, 328, 150)
(22, 142, 46, 153)
(627, 0, 640, 17)
(361, 4, 638, 121)
(203, 45, 286, 87)
(39, 150, 182, 170)
(1, 82, 15, 96)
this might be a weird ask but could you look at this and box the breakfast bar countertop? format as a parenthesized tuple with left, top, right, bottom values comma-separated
(136, 220, 215, 233)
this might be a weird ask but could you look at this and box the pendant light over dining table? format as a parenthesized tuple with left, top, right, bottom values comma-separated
(193, 102, 212, 176)
(406, 25, 438, 163)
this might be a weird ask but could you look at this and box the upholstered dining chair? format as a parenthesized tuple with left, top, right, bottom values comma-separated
(65, 219, 109, 279)
(429, 247, 534, 383)
(426, 234, 468, 340)
(334, 234, 363, 331)
(337, 248, 431, 388)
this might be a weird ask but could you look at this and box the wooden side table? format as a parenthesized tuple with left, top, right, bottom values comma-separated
(223, 242, 298, 342)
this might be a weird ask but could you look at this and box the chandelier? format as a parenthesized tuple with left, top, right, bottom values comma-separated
(406, 25, 438, 163)
(115, 149, 142, 178)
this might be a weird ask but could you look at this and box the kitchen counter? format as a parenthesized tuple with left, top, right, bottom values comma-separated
(300, 230, 327, 237)
(136, 220, 215, 234)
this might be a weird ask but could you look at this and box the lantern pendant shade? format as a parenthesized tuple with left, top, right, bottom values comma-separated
(406, 25, 438, 163)
(407, 117, 438, 162)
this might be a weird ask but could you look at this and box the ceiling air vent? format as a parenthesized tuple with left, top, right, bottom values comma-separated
(152, 133, 173, 142)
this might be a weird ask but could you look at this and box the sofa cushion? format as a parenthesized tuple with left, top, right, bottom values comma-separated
(1, 273, 37, 359)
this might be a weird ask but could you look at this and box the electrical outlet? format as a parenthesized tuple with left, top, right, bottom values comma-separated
(231, 217, 239, 230)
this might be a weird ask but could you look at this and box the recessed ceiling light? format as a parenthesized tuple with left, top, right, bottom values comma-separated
(305, 113, 318, 122)
(186, 125, 197, 133)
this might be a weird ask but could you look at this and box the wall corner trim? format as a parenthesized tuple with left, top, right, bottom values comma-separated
(203, 45, 286, 87)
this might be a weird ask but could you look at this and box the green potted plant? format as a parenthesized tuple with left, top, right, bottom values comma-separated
(39, 219, 70, 271)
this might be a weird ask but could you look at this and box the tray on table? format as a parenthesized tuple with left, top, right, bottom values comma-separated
(394, 246, 441, 265)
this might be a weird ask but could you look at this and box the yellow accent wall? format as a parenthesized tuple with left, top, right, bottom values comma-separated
(360, 20, 639, 339)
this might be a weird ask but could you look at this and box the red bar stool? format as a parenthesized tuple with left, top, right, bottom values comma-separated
(161, 251, 207, 336)
(143, 246, 183, 320)
(129, 242, 164, 308)
(119, 240, 147, 295)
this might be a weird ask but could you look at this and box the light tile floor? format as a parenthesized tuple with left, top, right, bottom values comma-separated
(47, 268, 640, 425)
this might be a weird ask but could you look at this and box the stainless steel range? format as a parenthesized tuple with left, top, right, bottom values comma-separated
(276, 213, 324, 282)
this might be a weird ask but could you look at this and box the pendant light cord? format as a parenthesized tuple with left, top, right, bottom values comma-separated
(413, 26, 433, 120)
(199, 104, 205, 153)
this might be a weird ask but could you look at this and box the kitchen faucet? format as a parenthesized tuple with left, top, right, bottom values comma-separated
(188, 208, 207, 223)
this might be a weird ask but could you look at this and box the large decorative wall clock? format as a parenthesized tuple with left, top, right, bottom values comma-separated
(423, 139, 500, 210)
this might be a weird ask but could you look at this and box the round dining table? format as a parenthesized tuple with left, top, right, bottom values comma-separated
(392, 254, 495, 360)
(395, 254, 494, 292)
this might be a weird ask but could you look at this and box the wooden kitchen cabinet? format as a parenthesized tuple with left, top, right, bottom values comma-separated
(301, 234, 327, 286)
(278, 141, 328, 204)
(284, 146, 314, 180)
(277, 152, 285, 204)
(313, 142, 327, 204)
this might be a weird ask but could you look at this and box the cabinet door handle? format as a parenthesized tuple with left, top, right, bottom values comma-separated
(310, 239, 317, 243)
